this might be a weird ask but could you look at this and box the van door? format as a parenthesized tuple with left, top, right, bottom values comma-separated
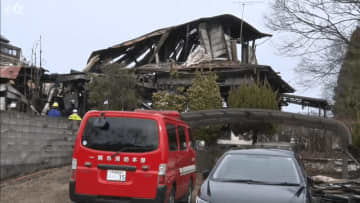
(177, 125, 191, 197)
(165, 123, 179, 195)
(186, 127, 196, 183)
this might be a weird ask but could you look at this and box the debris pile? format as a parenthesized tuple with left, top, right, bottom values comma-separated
(312, 176, 360, 202)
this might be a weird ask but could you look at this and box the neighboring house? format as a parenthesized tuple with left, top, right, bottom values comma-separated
(0, 66, 45, 112)
(0, 35, 22, 66)
(0, 66, 89, 116)
(217, 131, 253, 145)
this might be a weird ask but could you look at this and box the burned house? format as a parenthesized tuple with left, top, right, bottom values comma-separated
(0, 66, 89, 116)
(0, 35, 90, 116)
(84, 15, 293, 101)
(85, 14, 329, 113)
(41, 70, 89, 116)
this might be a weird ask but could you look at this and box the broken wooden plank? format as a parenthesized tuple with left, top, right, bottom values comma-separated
(199, 23, 213, 58)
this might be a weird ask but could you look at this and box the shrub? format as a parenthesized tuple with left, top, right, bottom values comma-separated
(152, 88, 187, 112)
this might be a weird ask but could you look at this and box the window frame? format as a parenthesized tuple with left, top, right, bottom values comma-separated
(166, 123, 179, 151)
(178, 125, 187, 151)
(187, 127, 194, 149)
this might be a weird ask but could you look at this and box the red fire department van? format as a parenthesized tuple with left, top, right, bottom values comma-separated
(69, 110, 196, 203)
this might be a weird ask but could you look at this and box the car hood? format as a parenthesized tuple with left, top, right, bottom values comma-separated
(207, 180, 306, 203)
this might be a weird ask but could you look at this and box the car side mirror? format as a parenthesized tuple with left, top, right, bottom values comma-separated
(202, 170, 210, 180)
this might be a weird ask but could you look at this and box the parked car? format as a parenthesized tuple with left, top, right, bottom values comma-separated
(69, 110, 196, 203)
(196, 148, 313, 203)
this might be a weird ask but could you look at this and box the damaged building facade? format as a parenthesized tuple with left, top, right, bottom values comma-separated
(84, 15, 291, 96)
(0, 36, 89, 116)
(84, 14, 330, 113)
(84, 14, 292, 104)
(0, 66, 89, 116)
(0, 15, 330, 116)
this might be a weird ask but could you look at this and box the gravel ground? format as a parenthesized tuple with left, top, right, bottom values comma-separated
(0, 166, 72, 203)
(0, 165, 202, 203)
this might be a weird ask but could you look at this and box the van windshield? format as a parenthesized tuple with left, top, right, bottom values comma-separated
(82, 117, 159, 152)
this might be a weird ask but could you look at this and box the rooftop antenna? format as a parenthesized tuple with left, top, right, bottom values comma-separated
(232, 0, 263, 44)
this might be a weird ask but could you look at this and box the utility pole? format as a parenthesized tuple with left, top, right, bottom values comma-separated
(39, 35, 42, 68)
(32, 40, 39, 66)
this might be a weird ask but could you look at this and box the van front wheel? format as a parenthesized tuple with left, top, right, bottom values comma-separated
(168, 188, 175, 203)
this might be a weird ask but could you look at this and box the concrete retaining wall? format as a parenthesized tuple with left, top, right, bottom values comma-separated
(0, 112, 78, 180)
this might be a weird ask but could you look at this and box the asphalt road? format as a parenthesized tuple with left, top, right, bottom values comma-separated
(0, 165, 201, 203)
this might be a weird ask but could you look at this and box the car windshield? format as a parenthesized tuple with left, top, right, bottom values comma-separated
(212, 154, 300, 185)
(82, 117, 159, 152)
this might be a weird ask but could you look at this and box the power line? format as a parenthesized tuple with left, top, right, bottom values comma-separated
(232, 0, 263, 7)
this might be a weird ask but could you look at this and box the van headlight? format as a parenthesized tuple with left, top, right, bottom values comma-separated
(196, 196, 209, 203)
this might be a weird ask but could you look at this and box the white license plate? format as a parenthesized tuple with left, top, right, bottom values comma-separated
(106, 170, 126, 181)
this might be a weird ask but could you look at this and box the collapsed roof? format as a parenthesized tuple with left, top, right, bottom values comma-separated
(85, 14, 271, 72)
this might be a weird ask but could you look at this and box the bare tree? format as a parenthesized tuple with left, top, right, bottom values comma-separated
(266, 0, 359, 84)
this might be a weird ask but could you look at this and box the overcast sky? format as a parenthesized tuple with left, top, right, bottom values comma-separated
(1, 0, 326, 114)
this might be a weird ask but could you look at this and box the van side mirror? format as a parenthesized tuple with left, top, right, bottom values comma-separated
(202, 170, 210, 180)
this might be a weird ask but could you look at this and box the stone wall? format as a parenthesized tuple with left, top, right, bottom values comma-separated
(0, 112, 78, 180)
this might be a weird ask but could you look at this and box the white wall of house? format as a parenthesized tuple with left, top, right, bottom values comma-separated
(217, 131, 252, 145)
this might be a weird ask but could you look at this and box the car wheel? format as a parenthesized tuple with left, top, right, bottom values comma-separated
(168, 187, 176, 203)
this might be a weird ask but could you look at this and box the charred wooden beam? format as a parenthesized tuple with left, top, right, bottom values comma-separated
(231, 40, 238, 61)
(148, 31, 170, 63)
(241, 42, 249, 64)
